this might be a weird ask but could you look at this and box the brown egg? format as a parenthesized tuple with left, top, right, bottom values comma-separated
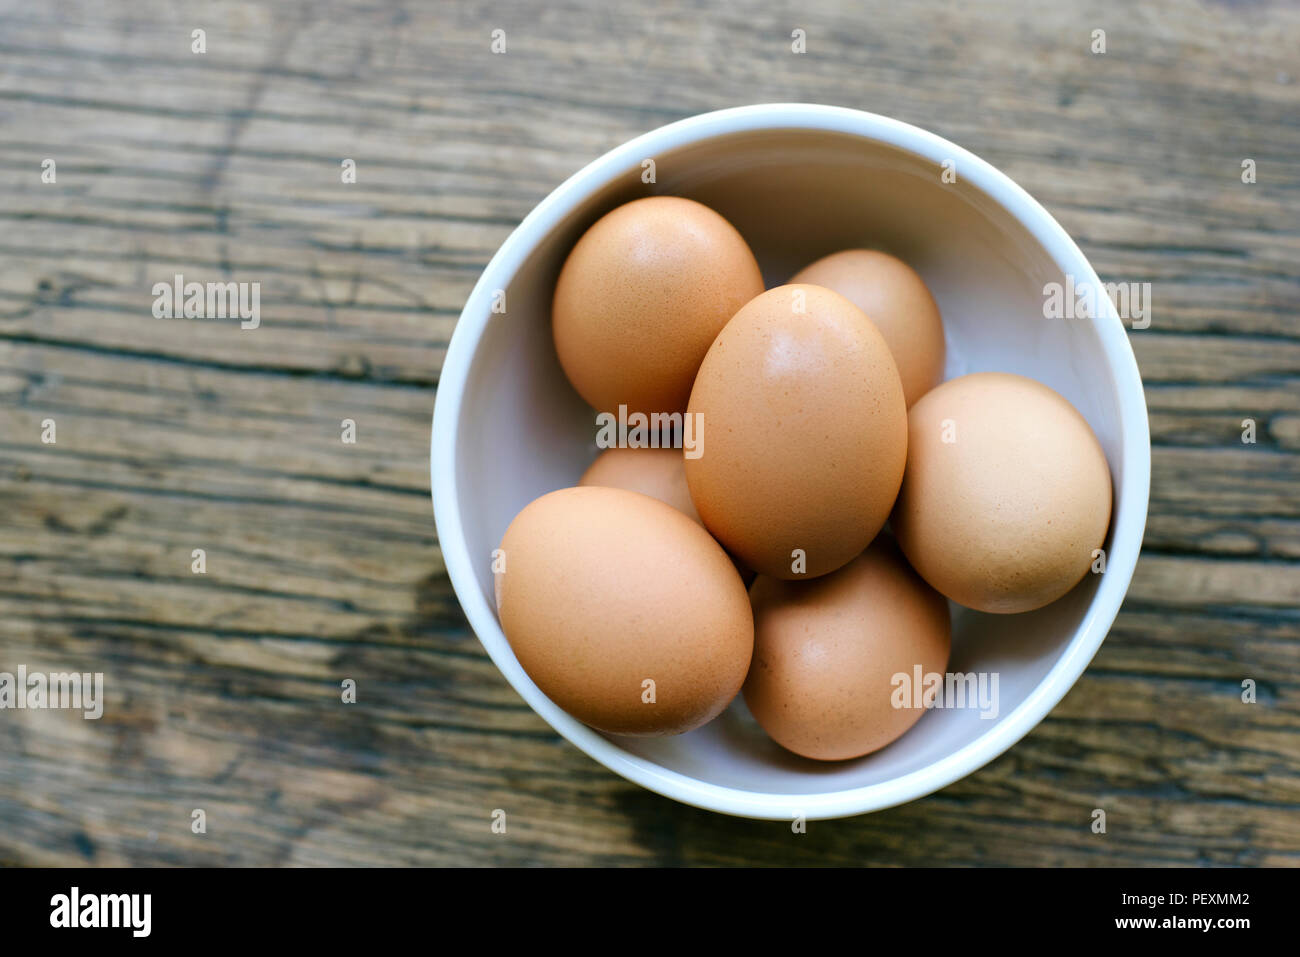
(579, 447, 757, 585)
(684, 284, 908, 580)
(892, 372, 1113, 614)
(790, 249, 945, 407)
(578, 447, 701, 524)
(744, 538, 951, 761)
(495, 486, 753, 736)
(552, 196, 764, 416)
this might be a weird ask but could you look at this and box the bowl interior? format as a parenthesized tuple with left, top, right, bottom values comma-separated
(447, 125, 1130, 801)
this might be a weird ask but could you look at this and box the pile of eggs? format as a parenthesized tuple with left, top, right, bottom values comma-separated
(493, 196, 1112, 761)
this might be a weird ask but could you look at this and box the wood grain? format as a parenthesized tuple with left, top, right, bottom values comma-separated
(1, 0, 1298, 866)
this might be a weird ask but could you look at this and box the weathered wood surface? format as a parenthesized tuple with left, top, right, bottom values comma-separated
(1, 0, 1298, 866)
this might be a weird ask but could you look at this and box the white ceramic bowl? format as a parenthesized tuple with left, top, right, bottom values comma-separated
(431, 104, 1150, 820)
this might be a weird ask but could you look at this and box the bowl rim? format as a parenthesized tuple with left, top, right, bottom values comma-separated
(430, 103, 1151, 820)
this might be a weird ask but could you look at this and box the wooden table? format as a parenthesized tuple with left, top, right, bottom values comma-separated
(2, 0, 1297, 867)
